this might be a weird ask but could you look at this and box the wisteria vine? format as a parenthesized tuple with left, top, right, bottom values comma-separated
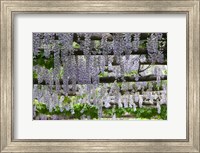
(33, 33, 167, 120)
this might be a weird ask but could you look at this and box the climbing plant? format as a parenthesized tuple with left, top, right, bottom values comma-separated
(33, 33, 167, 120)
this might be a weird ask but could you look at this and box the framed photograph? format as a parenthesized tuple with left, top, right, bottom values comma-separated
(1, 0, 199, 152)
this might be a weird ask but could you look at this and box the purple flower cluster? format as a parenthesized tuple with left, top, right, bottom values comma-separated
(132, 33, 141, 52)
(147, 33, 165, 63)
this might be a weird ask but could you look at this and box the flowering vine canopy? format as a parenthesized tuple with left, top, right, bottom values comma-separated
(33, 33, 167, 120)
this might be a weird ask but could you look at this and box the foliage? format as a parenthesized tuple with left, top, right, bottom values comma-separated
(33, 50, 54, 69)
(34, 99, 167, 120)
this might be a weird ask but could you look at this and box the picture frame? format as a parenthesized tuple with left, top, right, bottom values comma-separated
(0, 0, 199, 152)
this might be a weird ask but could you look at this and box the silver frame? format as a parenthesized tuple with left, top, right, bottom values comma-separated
(1, 1, 199, 152)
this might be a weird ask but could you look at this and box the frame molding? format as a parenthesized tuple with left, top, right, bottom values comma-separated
(1, 0, 199, 152)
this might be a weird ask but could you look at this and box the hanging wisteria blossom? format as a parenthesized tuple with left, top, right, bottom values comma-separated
(33, 32, 167, 120)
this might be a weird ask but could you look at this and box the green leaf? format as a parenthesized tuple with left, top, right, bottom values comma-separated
(98, 72, 108, 77)
(73, 42, 80, 49)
